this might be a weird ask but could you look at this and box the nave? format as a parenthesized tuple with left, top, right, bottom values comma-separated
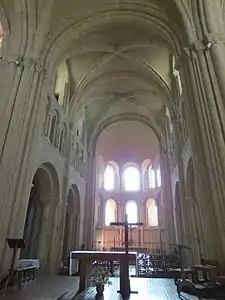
(1, 1, 225, 300)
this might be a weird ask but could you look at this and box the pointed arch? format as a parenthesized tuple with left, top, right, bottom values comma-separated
(105, 198, 117, 226)
(146, 198, 158, 226)
(123, 165, 140, 191)
(126, 200, 138, 223)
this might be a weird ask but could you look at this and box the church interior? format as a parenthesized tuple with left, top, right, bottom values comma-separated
(0, 1, 225, 299)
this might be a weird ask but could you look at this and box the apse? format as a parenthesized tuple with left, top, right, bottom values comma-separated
(96, 121, 159, 165)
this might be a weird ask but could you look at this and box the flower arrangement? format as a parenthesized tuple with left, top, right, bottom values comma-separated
(90, 267, 112, 287)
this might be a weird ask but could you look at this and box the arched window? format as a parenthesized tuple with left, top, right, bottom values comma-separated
(172, 55, 182, 95)
(149, 168, 156, 189)
(146, 198, 158, 226)
(54, 61, 69, 107)
(156, 169, 161, 187)
(105, 199, 117, 226)
(49, 115, 57, 144)
(104, 164, 115, 191)
(126, 200, 138, 223)
(59, 124, 66, 156)
(43, 98, 50, 137)
(166, 107, 173, 134)
(124, 166, 140, 191)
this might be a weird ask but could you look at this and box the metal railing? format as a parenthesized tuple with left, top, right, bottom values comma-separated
(93, 241, 167, 255)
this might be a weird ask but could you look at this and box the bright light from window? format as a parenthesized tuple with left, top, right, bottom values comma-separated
(126, 200, 138, 223)
(156, 169, 161, 187)
(104, 165, 115, 191)
(149, 168, 156, 189)
(105, 199, 117, 226)
(124, 166, 140, 191)
(147, 198, 158, 226)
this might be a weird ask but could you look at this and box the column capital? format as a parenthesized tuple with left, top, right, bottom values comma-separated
(204, 32, 225, 46)
(178, 33, 225, 65)
(0, 55, 48, 74)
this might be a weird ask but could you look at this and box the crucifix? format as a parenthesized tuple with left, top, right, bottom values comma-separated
(110, 214, 143, 299)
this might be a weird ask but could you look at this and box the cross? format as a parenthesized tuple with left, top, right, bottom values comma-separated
(110, 214, 143, 298)
(110, 214, 143, 253)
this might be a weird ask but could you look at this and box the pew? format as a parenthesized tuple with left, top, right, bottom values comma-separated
(17, 265, 36, 289)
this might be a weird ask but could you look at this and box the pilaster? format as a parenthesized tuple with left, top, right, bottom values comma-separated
(0, 57, 50, 275)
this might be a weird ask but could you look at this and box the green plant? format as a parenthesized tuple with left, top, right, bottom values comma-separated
(90, 267, 112, 287)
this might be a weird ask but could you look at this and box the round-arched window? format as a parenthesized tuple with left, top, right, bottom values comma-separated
(126, 200, 138, 223)
(104, 165, 115, 191)
(146, 198, 158, 226)
(124, 166, 140, 191)
(105, 199, 117, 226)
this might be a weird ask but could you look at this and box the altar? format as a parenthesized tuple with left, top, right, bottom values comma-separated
(70, 251, 137, 293)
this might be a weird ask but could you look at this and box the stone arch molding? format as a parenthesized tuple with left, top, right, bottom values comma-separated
(70, 69, 171, 118)
(42, 1, 194, 70)
(62, 183, 81, 256)
(21, 162, 61, 270)
(88, 113, 166, 155)
(0, 0, 38, 58)
(69, 183, 81, 213)
(31, 162, 60, 204)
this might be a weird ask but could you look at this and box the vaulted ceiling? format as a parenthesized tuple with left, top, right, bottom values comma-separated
(43, 0, 188, 145)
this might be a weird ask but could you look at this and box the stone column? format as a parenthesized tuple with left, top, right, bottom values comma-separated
(116, 204, 120, 222)
(160, 146, 176, 248)
(83, 150, 96, 249)
(180, 42, 225, 259)
(120, 203, 125, 222)
(139, 203, 144, 247)
(119, 168, 124, 192)
(48, 202, 63, 274)
(38, 202, 54, 272)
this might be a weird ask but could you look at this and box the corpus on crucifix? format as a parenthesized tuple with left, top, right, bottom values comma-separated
(110, 213, 143, 298)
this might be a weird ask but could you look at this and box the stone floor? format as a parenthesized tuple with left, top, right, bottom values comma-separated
(0, 275, 203, 300)
(1, 274, 79, 300)
(73, 277, 199, 300)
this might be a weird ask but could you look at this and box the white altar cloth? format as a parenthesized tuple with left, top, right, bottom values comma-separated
(69, 252, 79, 276)
(17, 259, 40, 269)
